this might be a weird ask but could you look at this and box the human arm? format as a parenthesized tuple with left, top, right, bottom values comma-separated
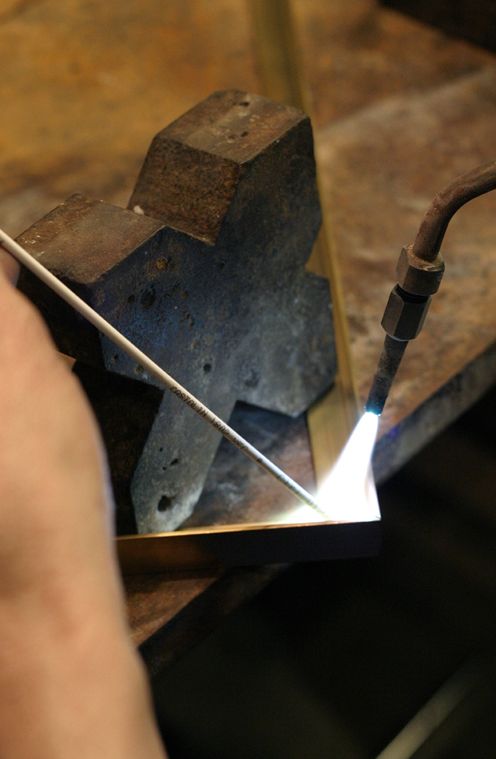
(0, 249, 167, 758)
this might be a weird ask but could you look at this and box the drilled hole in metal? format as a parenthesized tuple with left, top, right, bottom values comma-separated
(140, 287, 156, 309)
(157, 495, 172, 512)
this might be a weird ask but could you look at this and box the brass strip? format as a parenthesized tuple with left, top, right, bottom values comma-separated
(248, 0, 305, 109)
(248, 0, 360, 482)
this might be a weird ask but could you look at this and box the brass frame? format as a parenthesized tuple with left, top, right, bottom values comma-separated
(118, 517, 381, 573)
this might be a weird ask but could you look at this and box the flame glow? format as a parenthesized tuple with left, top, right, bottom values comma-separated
(279, 411, 380, 524)
(317, 411, 380, 522)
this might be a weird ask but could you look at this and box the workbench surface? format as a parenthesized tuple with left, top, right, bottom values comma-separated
(2, 0, 495, 671)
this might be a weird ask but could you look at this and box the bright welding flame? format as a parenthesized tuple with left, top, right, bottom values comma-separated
(317, 411, 380, 522)
(278, 411, 380, 524)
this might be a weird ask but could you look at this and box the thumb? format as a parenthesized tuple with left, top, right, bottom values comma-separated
(0, 245, 20, 285)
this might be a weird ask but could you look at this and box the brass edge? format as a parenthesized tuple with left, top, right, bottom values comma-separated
(248, 0, 360, 483)
(117, 519, 381, 573)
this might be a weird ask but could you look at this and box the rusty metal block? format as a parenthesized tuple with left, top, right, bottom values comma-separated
(18, 90, 336, 533)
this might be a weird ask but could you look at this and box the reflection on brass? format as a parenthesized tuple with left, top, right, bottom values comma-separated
(118, 520, 381, 573)
(249, 0, 304, 109)
(248, 0, 361, 477)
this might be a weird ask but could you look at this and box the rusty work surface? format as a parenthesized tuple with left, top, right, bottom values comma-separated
(126, 570, 216, 648)
(317, 68, 496, 477)
(2, 0, 496, 661)
(0, 0, 258, 235)
(292, 0, 494, 128)
(132, 566, 283, 674)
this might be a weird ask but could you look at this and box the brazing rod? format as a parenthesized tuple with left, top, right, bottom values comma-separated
(0, 227, 326, 516)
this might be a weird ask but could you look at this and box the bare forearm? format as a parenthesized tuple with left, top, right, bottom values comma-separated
(0, 601, 166, 759)
(0, 252, 167, 758)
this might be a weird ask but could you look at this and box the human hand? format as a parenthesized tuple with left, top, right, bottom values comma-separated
(0, 248, 166, 758)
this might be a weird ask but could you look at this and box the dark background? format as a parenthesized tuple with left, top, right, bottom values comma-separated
(382, 0, 496, 53)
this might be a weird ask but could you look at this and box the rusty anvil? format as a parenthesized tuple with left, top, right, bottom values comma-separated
(17, 90, 336, 533)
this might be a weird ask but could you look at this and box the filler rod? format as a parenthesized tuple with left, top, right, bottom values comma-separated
(0, 228, 326, 516)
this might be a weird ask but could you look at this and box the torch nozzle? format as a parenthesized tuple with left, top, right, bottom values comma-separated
(365, 284, 431, 414)
(365, 335, 408, 415)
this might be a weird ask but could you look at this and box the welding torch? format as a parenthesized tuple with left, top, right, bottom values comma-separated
(366, 160, 496, 415)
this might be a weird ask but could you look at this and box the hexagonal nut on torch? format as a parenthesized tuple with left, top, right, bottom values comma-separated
(381, 285, 431, 341)
(396, 245, 445, 296)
